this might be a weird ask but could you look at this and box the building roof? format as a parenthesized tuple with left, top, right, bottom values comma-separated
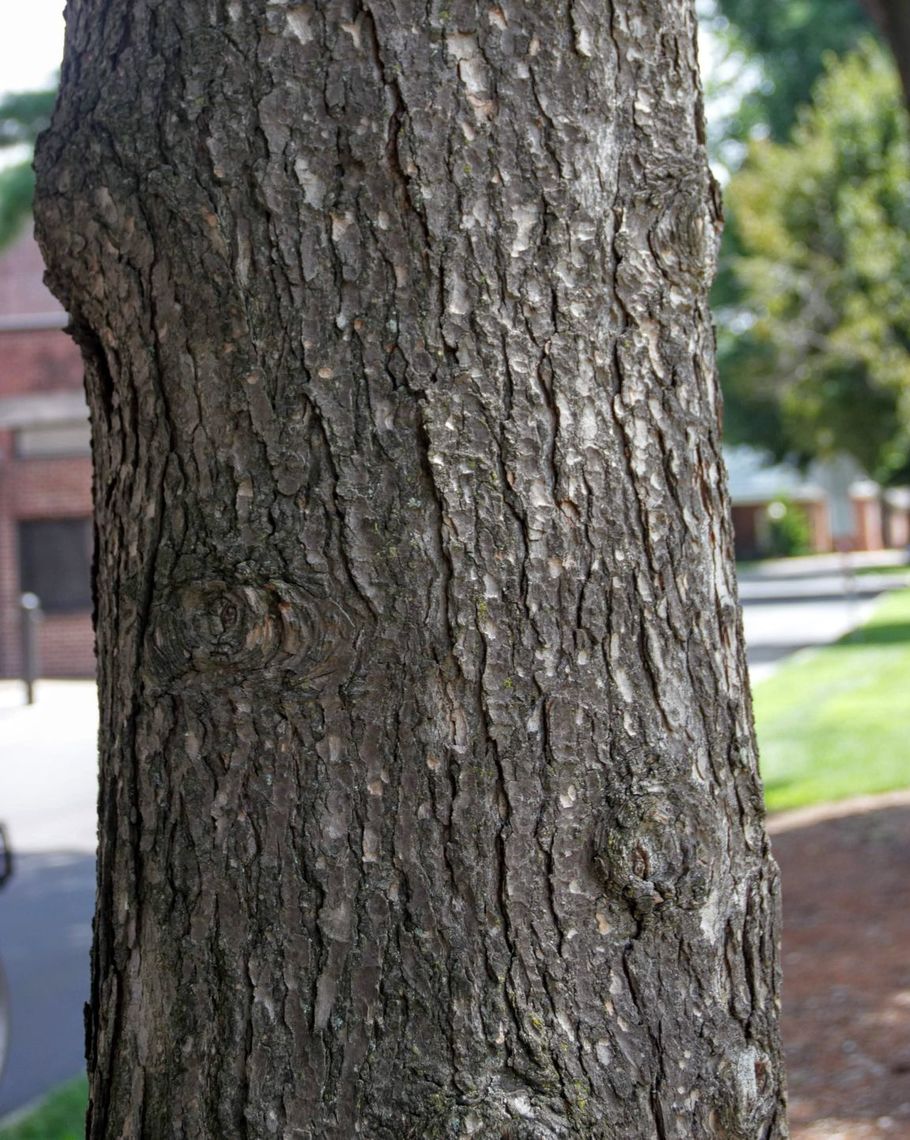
(724, 446, 825, 505)
(0, 224, 65, 323)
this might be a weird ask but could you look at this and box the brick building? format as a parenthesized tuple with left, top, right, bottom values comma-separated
(725, 445, 910, 561)
(0, 225, 94, 677)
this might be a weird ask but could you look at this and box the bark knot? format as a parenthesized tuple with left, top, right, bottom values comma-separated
(146, 577, 355, 689)
(649, 170, 722, 290)
(593, 784, 712, 922)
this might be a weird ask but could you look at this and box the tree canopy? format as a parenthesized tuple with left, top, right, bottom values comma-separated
(710, 0, 872, 142)
(0, 87, 55, 247)
(716, 40, 910, 482)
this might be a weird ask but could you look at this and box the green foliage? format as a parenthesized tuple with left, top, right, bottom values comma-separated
(0, 89, 55, 149)
(716, 41, 910, 483)
(0, 1076, 87, 1139)
(0, 162, 35, 248)
(765, 498, 812, 557)
(712, 0, 872, 142)
(756, 587, 910, 811)
(0, 86, 56, 250)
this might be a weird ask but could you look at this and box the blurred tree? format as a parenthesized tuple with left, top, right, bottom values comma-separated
(711, 0, 872, 141)
(717, 41, 910, 483)
(0, 88, 56, 247)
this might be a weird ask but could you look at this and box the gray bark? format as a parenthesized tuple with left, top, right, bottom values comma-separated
(35, 1, 786, 1136)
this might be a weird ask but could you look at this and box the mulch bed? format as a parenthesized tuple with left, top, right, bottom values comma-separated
(769, 795, 910, 1138)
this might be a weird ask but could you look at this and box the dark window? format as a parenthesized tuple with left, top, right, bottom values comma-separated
(18, 519, 93, 614)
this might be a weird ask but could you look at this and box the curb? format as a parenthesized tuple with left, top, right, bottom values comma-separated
(767, 788, 910, 835)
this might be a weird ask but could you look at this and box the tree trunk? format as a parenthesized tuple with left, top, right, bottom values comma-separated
(35, 1, 786, 1136)
(862, 0, 910, 108)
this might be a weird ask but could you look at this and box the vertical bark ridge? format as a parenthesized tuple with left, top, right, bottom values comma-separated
(36, 1, 786, 1136)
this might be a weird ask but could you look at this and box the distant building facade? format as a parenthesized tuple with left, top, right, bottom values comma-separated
(725, 445, 910, 561)
(0, 226, 94, 677)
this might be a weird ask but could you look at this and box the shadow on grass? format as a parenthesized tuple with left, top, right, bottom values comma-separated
(838, 621, 910, 647)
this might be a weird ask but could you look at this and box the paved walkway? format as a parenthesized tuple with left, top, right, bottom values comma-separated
(738, 552, 909, 685)
(0, 680, 98, 854)
(0, 852, 93, 1120)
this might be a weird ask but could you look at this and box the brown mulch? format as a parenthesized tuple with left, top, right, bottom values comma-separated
(769, 794, 910, 1138)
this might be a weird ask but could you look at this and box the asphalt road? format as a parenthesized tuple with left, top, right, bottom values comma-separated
(0, 852, 93, 1120)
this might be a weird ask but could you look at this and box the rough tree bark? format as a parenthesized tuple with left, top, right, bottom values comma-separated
(35, 1, 786, 1136)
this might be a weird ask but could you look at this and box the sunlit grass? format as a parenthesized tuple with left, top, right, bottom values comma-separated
(755, 588, 910, 811)
(0, 1077, 86, 1139)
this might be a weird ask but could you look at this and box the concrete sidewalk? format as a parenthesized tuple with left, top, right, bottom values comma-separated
(737, 548, 909, 580)
(0, 680, 98, 854)
(738, 551, 909, 685)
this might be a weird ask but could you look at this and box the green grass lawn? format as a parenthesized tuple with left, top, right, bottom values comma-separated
(850, 563, 910, 580)
(0, 1077, 86, 1139)
(755, 587, 910, 812)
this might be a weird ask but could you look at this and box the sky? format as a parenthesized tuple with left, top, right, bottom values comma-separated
(0, 0, 65, 98)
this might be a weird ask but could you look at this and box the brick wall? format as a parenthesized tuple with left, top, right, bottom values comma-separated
(0, 329, 84, 394)
(0, 229, 95, 679)
(885, 503, 910, 549)
(805, 500, 831, 554)
(37, 612, 96, 677)
(0, 225, 64, 318)
(12, 455, 92, 517)
(0, 430, 94, 677)
(0, 441, 19, 677)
